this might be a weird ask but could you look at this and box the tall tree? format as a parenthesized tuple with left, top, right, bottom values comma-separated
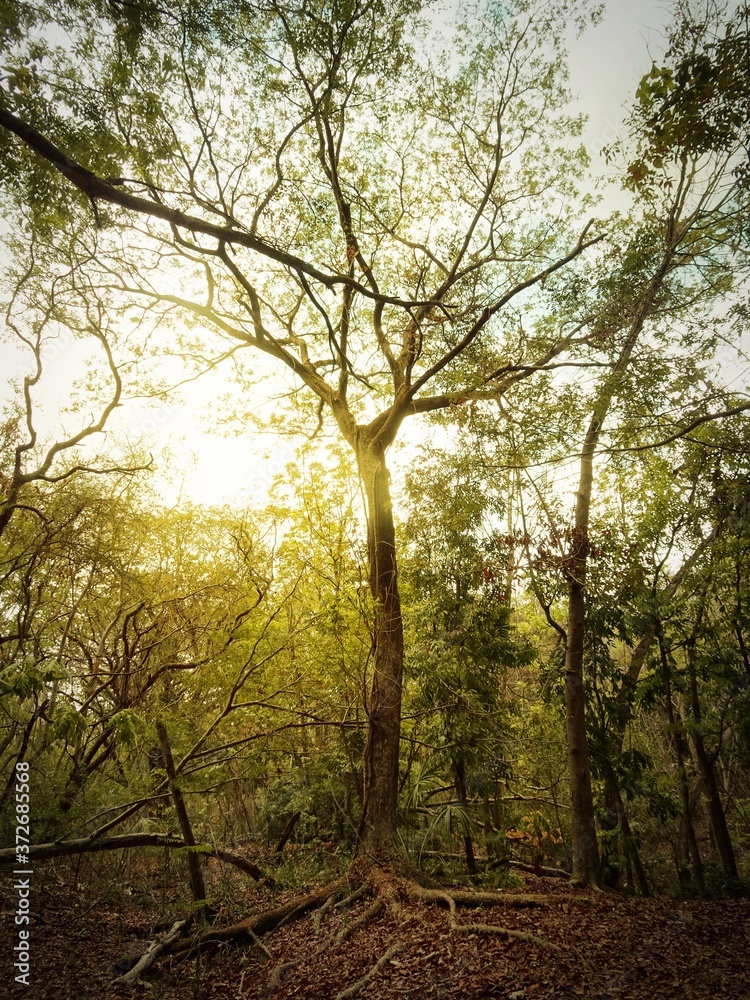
(557, 0, 749, 884)
(0, 0, 603, 867)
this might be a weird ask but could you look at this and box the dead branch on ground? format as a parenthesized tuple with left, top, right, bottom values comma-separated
(115, 917, 192, 984)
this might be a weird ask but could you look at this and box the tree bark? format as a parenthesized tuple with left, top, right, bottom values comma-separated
(562, 238, 677, 886)
(275, 810, 302, 853)
(684, 638, 738, 880)
(0, 833, 266, 881)
(355, 440, 404, 864)
(688, 721, 737, 878)
(676, 611, 739, 881)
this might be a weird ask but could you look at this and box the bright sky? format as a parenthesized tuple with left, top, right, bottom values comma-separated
(0, 1, 676, 508)
(568, 0, 673, 152)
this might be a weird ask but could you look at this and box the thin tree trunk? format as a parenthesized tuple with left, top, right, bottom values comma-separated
(0, 700, 46, 811)
(453, 758, 478, 875)
(563, 237, 677, 886)
(688, 721, 737, 877)
(156, 721, 207, 909)
(658, 631, 705, 896)
(684, 634, 738, 879)
(602, 762, 650, 895)
(0, 481, 21, 541)
(564, 419, 601, 887)
(275, 811, 301, 853)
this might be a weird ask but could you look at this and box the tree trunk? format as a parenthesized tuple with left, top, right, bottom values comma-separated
(690, 725, 737, 878)
(685, 638, 738, 880)
(564, 422, 601, 887)
(355, 441, 404, 865)
(658, 631, 705, 896)
(453, 758, 478, 875)
(562, 240, 676, 887)
(0, 481, 21, 541)
(602, 762, 650, 895)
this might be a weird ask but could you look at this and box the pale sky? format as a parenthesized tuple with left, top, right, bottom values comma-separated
(568, 0, 673, 153)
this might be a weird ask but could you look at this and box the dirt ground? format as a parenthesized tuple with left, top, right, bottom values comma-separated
(1, 851, 749, 999)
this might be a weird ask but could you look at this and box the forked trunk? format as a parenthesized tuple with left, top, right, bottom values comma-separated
(355, 441, 404, 864)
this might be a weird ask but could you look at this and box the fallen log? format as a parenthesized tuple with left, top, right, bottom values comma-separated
(0, 833, 267, 882)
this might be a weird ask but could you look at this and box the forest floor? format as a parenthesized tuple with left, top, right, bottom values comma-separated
(2, 849, 749, 1000)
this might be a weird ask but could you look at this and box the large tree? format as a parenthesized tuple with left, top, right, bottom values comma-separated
(0, 0, 604, 868)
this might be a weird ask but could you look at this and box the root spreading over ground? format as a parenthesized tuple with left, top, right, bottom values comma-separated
(2, 854, 749, 1000)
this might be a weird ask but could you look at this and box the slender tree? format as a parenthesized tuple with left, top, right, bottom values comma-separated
(558, 0, 749, 883)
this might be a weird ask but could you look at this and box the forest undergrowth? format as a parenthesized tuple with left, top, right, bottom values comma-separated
(2, 848, 749, 1000)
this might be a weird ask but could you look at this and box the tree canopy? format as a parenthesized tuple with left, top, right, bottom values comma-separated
(1, 0, 750, 995)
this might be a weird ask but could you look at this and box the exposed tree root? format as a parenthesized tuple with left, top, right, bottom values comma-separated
(452, 920, 561, 951)
(166, 878, 347, 965)
(115, 860, 591, 985)
(411, 886, 590, 908)
(312, 892, 338, 935)
(427, 891, 561, 953)
(247, 926, 274, 961)
(311, 881, 366, 939)
(334, 941, 406, 1000)
(335, 884, 370, 910)
(335, 897, 385, 945)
